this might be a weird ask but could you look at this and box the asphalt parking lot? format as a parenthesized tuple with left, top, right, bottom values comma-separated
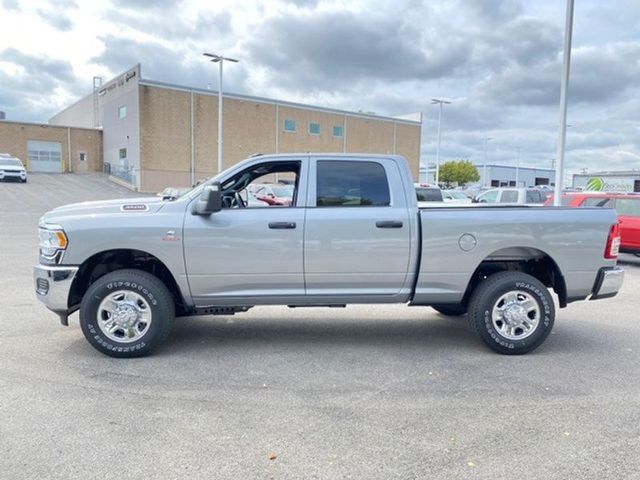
(1, 173, 639, 479)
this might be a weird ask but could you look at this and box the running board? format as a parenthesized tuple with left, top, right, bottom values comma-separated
(195, 306, 253, 315)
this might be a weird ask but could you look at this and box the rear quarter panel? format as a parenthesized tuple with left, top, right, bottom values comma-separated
(413, 206, 618, 304)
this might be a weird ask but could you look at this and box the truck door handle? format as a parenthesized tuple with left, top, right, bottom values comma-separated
(268, 222, 297, 229)
(376, 220, 403, 228)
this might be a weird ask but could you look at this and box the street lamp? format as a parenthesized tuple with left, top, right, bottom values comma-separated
(203, 52, 239, 173)
(431, 98, 451, 185)
(483, 137, 493, 187)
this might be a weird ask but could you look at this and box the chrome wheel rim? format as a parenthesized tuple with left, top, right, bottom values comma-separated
(97, 290, 152, 343)
(491, 290, 540, 341)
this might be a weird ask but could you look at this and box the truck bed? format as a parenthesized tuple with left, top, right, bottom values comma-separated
(412, 206, 619, 305)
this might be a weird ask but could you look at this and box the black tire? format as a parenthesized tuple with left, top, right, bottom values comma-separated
(79, 269, 175, 358)
(432, 304, 467, 316)
(22, 178, 27, 183)
(467, 271, 555, 355)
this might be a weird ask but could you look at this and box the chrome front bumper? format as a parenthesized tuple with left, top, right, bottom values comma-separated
(34, 265, 78, 324)
(591, 266, 624, 300)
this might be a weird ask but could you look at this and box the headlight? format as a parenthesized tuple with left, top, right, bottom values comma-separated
(39, 226, 68, 260)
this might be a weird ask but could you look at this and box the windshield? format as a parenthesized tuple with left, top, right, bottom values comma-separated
(0, 159, 23, 167)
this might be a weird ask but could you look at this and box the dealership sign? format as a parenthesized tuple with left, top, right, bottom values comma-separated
(574, 176, 634, 192)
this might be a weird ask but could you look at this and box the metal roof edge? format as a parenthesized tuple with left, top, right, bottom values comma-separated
(0, 119, 102, 131)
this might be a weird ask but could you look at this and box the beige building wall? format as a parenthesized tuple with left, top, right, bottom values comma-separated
(277, 106, 346, 154)
(0, 121, 102, 173)
(137, 83, 421, 192)
(395, 123, 421, 178)
(138, 85, 192, 191)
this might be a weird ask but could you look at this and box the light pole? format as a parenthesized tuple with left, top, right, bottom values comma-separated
(553, 0, 575, 206)
(483, 137, 492, 187)
(515, 147, 521, 186)
(431, 98, 451, 185)
(203, 52, 239, 173)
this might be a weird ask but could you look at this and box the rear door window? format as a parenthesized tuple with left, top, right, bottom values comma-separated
(526, 190, 544, 203)
(316, 160, 390, 207)
(416, 188, 442, 202)
(499, 190, 519, 203)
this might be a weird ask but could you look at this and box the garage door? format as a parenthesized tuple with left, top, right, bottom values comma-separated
(27, 140, 62, 173)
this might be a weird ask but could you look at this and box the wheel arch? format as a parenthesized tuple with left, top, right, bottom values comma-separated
(68, 248, 190, 316)
(461, 246, 567, 308)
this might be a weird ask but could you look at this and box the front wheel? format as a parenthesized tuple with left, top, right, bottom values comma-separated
(467, 272, 555, 355)
(79, 269, 175, 358)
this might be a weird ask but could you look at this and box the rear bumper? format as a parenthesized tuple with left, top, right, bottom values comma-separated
(590, 266, 624, 300)
(33, 265, 78, 324)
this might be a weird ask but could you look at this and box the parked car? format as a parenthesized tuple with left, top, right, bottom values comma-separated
(0, 156, 27, 183)
(546, 192, 640, 255)
(414, 183, 443, 207)
(157, 187, 192, 200)
(442, 189, 472, 204)
(34, 153, 623, 357)
(474, 187, 547, 205)
(543, 192, 611, 207)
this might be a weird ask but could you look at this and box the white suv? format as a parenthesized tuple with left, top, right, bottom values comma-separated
(0, 155, 27, 183)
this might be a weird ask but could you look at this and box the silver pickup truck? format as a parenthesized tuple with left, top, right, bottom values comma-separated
(34, 153, 624, 357)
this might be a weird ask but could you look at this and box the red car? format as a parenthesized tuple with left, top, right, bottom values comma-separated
(546, 193, 640, 255)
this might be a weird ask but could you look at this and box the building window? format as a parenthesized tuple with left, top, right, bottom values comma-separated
(283, 119, 296, 132)
(316, 160, 390, 207)
(309, 122, 320, 135)
(79, 152, 87, 162)
(332, 125, 344, 138)
(118, 105, 127, 119)
(119, 148, 127, 159)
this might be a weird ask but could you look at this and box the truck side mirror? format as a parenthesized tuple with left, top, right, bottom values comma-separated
(192, 183, 222, 215)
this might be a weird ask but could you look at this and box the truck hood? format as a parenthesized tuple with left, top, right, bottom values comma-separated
(41, 197, 166, 225)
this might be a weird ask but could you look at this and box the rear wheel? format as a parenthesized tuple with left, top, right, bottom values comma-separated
(79, 269, 175, 358)
(467, 271, 554, 355)
(431, 304, 467, 316)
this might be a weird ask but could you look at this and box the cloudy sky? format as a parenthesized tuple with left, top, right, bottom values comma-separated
(1, 0, 639, 178)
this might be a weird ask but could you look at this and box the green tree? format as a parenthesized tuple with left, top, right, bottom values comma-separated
(438, 159, 480, 186)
